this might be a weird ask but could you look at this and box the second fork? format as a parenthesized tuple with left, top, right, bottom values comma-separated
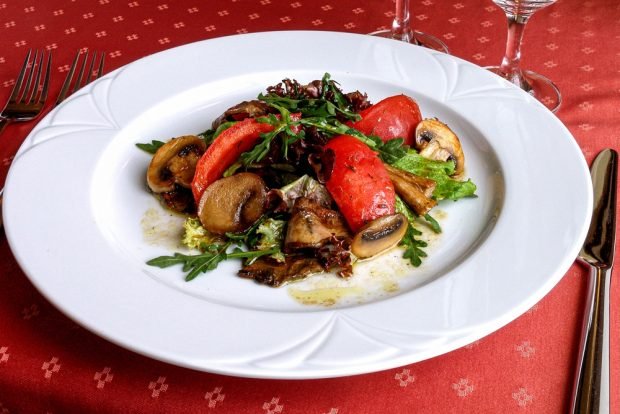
(56, 50, 106, 106)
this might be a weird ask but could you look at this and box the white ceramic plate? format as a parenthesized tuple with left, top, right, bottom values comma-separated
(3, 31, 592, 379)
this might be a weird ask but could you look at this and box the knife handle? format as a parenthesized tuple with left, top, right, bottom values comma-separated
(571, 265, 611, 414)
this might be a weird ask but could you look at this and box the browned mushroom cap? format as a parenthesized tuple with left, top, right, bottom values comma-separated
(197, 172, 267, 235)
(212, 100, 272, 129)
(147, 135, 206, 193)
(385, 164, 437, 216)
(414, 119, 465, 176)
(351, 213, 408, 259)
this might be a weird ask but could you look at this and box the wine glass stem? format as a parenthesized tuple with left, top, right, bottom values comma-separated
(499, 15, 529, 85)
(391, 0, 415, 43)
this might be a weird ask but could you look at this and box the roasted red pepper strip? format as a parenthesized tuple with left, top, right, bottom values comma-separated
(350, 94, 422, 146)
(324, 135, 395, 232)
(191, 114, 301, 203)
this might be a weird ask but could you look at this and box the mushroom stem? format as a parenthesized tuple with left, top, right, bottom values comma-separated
(414, 119, 465, 176)
(384, 165, 437, 216)
(384, 164, 435, 197)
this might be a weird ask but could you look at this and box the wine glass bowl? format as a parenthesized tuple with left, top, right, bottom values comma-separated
(493, 0, 557, 18)
(370, 0, 449, 54)
(487, 0, 562, 112)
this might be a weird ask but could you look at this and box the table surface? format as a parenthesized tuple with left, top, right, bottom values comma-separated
(0, 0, 618, 413)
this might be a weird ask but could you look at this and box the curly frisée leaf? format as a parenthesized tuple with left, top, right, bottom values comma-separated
(181, 218, 222, 250)
(254, 218, 286, 263)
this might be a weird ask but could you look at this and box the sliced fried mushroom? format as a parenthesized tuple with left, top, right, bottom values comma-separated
(351, 213, 408, 259)
(238, 256, 324, 287)
(385, 165, 437, 216)
(147, 135, 206, 193)
(197, 173, 267, 234)
(384, 164, 436, 198)
(284, 198, 349, 251)
(415, 118, 465, 176)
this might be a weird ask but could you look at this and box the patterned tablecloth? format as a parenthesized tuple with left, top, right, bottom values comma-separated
(0, 0, 618, 413)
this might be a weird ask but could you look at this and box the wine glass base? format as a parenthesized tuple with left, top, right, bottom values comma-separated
(369, 29, 449, 54)
(486, 66, 562, 113)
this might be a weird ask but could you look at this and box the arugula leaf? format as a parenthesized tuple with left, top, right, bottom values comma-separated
(299, 117, 408, 164)
(258, 94, 360, 121)
(257, 72, 361, 122)
(394, 196, 428, 267)
(239, 104, 306, 165)
(400, 224, 428, 267)
(423, 213, 442, 234)
(321, 73, 348, 108)
(135, 140, 165, 154)
(198, 121, 237, 145)
(147, 242, 279, 281)
(147, 215, 283, 281)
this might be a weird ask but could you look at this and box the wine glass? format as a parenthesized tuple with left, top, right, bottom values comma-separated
(370, 0, 449, 53)
(487, 0, 561, 112)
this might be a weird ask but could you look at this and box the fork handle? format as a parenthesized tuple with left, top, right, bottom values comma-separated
(571, 265, 611, 413)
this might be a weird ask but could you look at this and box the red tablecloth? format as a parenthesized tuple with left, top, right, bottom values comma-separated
(0, 0, 618, 412)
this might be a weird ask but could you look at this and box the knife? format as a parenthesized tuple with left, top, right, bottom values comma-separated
(571, 148, 618, 414)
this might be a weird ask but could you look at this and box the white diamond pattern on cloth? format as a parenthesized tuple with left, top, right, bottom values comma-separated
(41, 357, 61, 379)
(0, 347, 9, 364)
(451, 378, 474, 397)
(394, 368, 416, 387)
(204, 386, 225, 408)
(262, 397, 284, 414)
(512, 387, 534, 407)
(148, 376, 168, 398)
(94, 367, 114, 389)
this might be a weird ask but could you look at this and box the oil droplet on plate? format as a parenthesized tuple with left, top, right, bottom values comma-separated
(141, 207, 185, 250)
(288, 286, 366, 307)
(287, 248, 413, 307)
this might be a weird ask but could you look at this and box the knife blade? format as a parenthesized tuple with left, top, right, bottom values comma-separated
(571, 148, 617, 414)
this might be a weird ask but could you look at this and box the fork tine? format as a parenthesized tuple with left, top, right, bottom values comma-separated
(56, 51, 81, 105)
(8, 49, 33, 103)
(85, 51, 97, 84)
(37, 52, 52, 105)
(95, 52, 106, 80)
(19, 50, 39, 103)
(72, 51, 88, 94)
(56, 51, 106, 106)
(26, 51, 44, 104)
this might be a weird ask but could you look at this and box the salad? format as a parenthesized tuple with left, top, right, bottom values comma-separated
(138, 74, 477, 287)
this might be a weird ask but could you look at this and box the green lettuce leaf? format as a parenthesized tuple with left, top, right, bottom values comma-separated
(392, 150, 477, 201)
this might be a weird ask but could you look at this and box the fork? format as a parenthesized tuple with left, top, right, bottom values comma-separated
(0, 49, 52, 136)
(56, 50, 106, 105)
(0, 50, 105, 230)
